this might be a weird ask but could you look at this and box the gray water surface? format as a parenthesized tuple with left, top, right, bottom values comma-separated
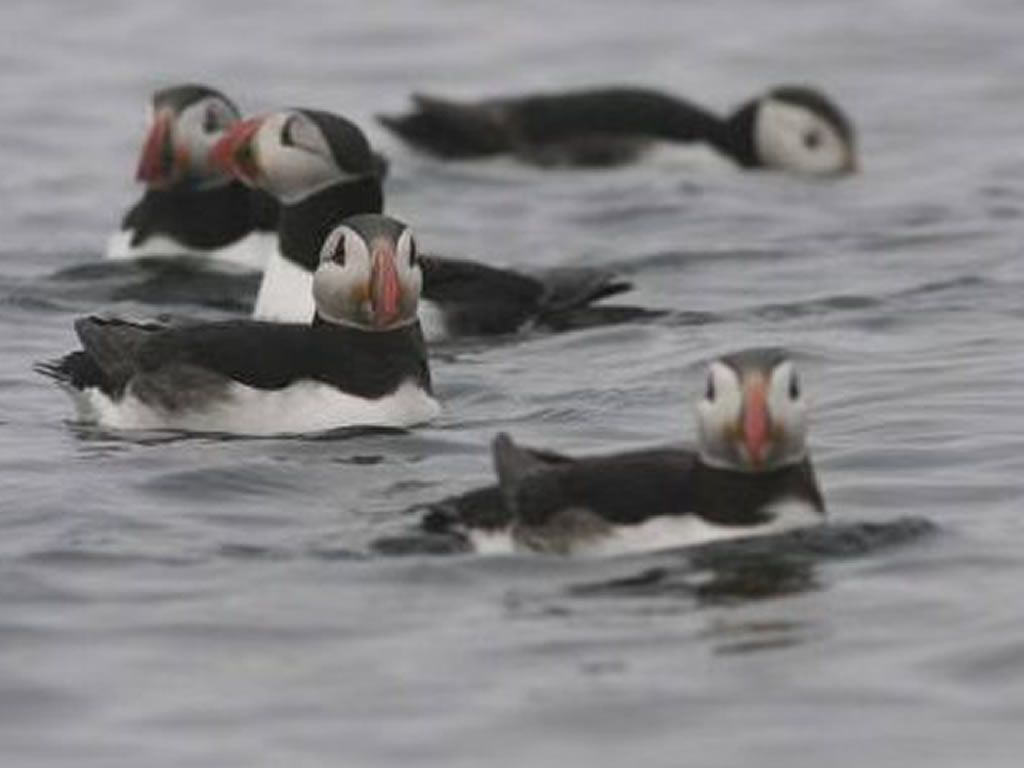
(2, 1, 1024, 765)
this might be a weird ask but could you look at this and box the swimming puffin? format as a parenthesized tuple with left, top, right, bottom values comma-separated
(421, 348, 825, 555)
(210, 109, 637, 338)
(378, 85, 857, 175)
(106, 84, 280, 267)
(41, 214, 438, 435)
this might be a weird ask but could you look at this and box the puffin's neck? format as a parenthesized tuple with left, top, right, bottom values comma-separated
(711, 101, 760, 168)
(691, 457, 824, 526)
(122, 180, 270, 248)
(606, 91, 758, 167)
(277, 178, 384, 272)
(310, 315, 433, 397)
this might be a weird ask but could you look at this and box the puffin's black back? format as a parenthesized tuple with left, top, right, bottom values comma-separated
(379, 87, 728, 163)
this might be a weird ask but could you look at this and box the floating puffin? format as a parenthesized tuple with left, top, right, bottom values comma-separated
(210, 108, 641, 338)
(41, 214, 438, 435)
(421, 348, 825, 555)
(379, 85, 857, 175)
(106, 84, 280, 267)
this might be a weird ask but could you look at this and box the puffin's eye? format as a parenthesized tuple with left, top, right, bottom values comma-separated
(408, 236, 418, 267)
(803, 129, 821, 149)
(705, 376, 716, 402)
(332, 234, 346, 266)
(789, 374, 800, 400)
(280, 116, 296, 147)
(203, 107, 219, 133)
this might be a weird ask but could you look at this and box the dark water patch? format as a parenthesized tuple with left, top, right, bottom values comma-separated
(372, 531, 470, 557)
(140, 463, 313, 502)
(731, 274, 993, 325)
(25, 259, 259, 313)
(851, 228, 993, 254)
(216, 542, 297, 561)
(24, 548, 204, 568)
(571, 200, 689, 227)
(611, 247, 788, 272)
(299, 425, 413, 442)
(570, 556, 819, 606)
(59, 422, 417, 449)
(306, 545, 374, 562)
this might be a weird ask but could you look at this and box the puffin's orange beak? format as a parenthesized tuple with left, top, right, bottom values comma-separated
(742, 376, 770, 468)
(135, 110, 175, 185)
(209, 117, 263, 185)
(369, 242, 401, 329)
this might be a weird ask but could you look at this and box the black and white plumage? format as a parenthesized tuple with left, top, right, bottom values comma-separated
(41, 214, 438, 435)
(210, 108, 640, 337)
(420, 349, 825, 555)
(379, 85, 858, 175)
(106, 84, 280, 267)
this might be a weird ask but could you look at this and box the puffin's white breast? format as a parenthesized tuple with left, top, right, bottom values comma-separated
(73, 379, 440, 436)
(252, 248, 316, 322)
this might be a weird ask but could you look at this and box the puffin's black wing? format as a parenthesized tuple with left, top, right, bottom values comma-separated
(129, 321, 321, 391)
(420, 255, 637, 336)
(38, 318, 317, 398)
(54, 317, 170, 396)
(420, 254, 541, 306)
(420, 254, 542, 335)
(493, 433, 697, 528)
(419, 443, 574, 536)
(378, 94, 511, 158)
(379, 88, 722, 165)
(535, 266, 632, 311)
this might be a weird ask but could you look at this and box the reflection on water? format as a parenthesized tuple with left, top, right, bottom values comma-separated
(567, 519, 935, 605)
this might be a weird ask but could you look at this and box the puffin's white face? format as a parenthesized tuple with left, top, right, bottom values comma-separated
(754, 98, 856, 176)
(696, 356, 809, 472)
(137, 95, 239, 187)
(312, 218, 422, 330)
(212, 111, 366, 204)
(252, 111, 350, 203)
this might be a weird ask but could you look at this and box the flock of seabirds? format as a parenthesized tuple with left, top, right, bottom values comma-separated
(37, 81, 859, 555)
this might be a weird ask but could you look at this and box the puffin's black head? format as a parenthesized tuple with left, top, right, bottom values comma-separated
(136, 83, 241, 188)
(210, 108, 378, 204)
(312, 213, 422, 331)
(728, 85, 858, 175)
(696, 348, 809, 472)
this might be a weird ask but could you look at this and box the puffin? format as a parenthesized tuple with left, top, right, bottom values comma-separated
(420, 348, 825, 555)
(378, 85, 857, 175)
(40, 214, 439, 435)
(210, 108, 638, 338)
(106, 84, 280, 268)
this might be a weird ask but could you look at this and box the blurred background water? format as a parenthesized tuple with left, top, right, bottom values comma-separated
(1, 0, 1024, 765)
